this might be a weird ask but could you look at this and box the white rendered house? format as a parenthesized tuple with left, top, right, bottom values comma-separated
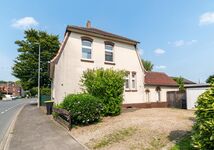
(49, 21, 145, 105)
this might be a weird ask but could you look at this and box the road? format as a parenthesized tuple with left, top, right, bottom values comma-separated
(0, 98, 32, 143)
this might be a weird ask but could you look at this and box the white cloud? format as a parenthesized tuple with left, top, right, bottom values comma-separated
(155, 65, 166, 69)
(11, 17, 39, 29)
(168, 40, 197, 47)
(154, 48, 165, 55)
(199, 12, 214, 25)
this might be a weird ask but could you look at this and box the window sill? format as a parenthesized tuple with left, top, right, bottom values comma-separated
(125, 89, 138, 92)
(81, 59, 94, 63)
(104, 61, 115, 65)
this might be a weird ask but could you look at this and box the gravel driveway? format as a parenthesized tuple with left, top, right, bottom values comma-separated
(70, 108, 194, 150)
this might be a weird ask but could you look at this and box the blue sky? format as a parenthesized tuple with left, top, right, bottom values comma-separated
(1, 0, 214, 83)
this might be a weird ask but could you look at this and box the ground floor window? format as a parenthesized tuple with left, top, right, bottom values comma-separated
(156, 86, 161, 101)
(125, 71, 137, 91)
(145, 89, 150, 102)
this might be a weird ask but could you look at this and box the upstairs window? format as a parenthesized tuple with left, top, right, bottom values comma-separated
(82, 39, 92, 59)
(105, 41, 114, 62)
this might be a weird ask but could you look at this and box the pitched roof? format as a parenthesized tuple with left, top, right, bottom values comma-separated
(145, 72, 177, 86)
(66, 25, 139, 45)
(182, 78, 196, 84)
(170, 76, 196, 84)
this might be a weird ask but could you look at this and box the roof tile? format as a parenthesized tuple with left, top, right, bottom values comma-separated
(145, 72, 177, 86)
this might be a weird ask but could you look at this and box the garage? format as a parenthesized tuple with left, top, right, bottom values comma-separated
(185, 84, 210, 109)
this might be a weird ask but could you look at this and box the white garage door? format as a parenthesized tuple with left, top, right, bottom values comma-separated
(186, 88, 208, 109)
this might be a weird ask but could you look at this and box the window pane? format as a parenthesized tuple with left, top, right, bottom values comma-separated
(125, 79, 129, 88)
(82, 40, 92, 47)
(105, 45, 113, 51)
(105, 51, 113, 62)
(132, 80, 136, 89)
(82, 48, 91, 59)
(132, 72, 136, 78)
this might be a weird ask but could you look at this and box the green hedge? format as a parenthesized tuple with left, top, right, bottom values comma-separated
(192, 83, 214, 149)
(61, 93, 103, 125)
(81, 68, 125, 116)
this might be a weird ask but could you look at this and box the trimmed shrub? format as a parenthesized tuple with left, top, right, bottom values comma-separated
(81, 68, 125, 116)
(61, 93, 103, 125)
(191, 82, 214, 149)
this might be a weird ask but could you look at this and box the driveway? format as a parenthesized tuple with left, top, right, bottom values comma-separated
(71, 108, 195, 150)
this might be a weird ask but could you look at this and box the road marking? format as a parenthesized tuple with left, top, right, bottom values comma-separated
(0, 102, 26, 115)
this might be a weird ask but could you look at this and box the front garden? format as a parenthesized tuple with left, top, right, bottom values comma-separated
(53, 69, 214, 150)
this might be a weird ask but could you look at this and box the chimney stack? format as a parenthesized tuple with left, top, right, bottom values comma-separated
(86, 20, 91, 28)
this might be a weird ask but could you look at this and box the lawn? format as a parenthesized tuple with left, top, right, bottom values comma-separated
(70, 108, 194, 150)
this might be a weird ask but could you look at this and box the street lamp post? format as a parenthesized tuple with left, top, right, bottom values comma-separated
(36, 43, 41, 108)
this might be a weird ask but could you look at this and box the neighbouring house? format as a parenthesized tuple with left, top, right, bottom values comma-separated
(185, 83, 210, 109)
(144, 72, 179, 104)
(50, 21, 145, 105)
(0, 82, 22, 97)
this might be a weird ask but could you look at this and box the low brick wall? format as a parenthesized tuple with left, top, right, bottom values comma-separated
(122, 102, 168, 108)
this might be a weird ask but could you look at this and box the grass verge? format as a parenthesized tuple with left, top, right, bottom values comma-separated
(171, 134, 193, 150)
(91, 127, 137, 149)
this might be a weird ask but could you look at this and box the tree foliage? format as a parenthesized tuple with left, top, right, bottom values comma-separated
(81, 68, 126, 116)
(12, 29, 60, 90)
(142, 59, 153, 71)
(173, 77, 185, 92)
(192, 81, 214, 149)
(206, 74, 214, 84)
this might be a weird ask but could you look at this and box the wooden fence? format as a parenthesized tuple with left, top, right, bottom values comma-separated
(167, 91, 186, 109)
(53, 108, 72, 130)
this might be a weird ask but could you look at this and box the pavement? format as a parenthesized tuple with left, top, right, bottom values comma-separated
(0, 98, 31, 144)
(7, 104, 85, 150)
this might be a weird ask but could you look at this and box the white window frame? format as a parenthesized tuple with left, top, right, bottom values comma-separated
(82, 40, 92, 60)
(105, 44, 114, 62)
(124, 71, 137, 91)
(125, 72, 130, 90)
(131, 72, 137, 90)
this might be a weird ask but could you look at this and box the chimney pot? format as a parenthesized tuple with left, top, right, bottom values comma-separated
(86, 20, 91, 28)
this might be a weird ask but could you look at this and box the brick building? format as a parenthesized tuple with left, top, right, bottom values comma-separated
(0, 82, 22, 96)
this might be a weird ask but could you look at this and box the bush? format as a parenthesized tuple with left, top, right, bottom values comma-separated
(61, 93, 103, 125)
(81, 68, 125, 116)
(191, 82, 214, 149)
(41, 87, 51, 95)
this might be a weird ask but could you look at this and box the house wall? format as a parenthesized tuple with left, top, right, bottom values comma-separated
(53, 32, 145, 104)
(144, 85, 178, 102)
(186, 87, 209, 109)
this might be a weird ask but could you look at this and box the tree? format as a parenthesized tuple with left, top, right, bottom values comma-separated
(173, 77, 185, 92)
(206, 74, 214, 84)
(142, 60, 154, 71)
(12, 29, 60, 90)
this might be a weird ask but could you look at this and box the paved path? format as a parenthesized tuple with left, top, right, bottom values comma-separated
(0, 98, 31, 143)
(8, 104, 85, 150)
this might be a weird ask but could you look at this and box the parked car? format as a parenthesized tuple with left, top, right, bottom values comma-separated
(3, 94, 13, 100)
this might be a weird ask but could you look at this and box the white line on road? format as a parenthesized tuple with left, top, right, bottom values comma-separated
(0, 102, 26, 115)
